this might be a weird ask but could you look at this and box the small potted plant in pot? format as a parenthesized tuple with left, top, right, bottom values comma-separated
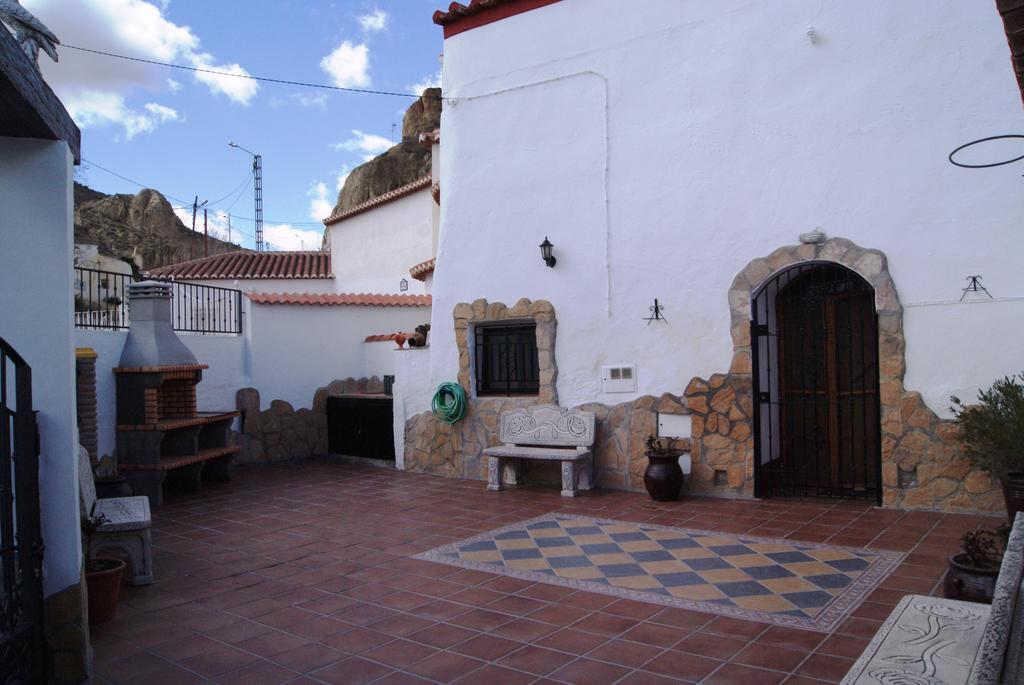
(82, 506, 126, 626)
(944, 526, 1009, 603)
(951, 372, 1024, 524)
(644, 435, 687, 502)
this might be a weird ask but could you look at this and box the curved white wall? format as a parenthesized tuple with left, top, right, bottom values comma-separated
(1, 138, 79, 596)
(431, 0, 1024, 416)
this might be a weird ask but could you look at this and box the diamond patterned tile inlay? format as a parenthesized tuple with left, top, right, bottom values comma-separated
(415, 514, 904, 632)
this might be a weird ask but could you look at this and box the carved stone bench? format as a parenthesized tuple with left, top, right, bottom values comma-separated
(842, 514, 1023, 685)
(483, 405, 596, 497)
(78, 446, 153, 585)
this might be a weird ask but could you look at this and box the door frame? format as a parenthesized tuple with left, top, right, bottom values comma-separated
(750, 262, 883, 503)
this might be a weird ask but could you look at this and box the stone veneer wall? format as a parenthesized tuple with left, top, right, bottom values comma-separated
(404, 299, 693, 491)
(403, 238, 1004, 514)
(235, 376, 385, 462)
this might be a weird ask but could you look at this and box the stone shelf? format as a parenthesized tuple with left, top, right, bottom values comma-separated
(116, 411, 239, 433)
(117, 446, 240, 472)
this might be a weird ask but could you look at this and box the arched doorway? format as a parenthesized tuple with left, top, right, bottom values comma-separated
(751, 262, 881, 503)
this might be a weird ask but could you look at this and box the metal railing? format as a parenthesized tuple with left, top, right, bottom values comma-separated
(74, 266, 243, 335)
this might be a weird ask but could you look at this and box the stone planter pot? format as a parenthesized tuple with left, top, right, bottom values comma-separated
(644, 451, 684, 502)
(1003, 471, 1024, 525)
(86, 558, 126, 626)
(944, 554, 999, 604)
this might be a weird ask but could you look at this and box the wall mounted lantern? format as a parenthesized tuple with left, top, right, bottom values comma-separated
(539, 237, 556, 268)
(399, 278, 409, 292)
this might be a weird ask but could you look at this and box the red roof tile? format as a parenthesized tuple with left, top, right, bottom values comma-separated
(433, 0, 563, 38)
(997, 0, 1024, 107)
(148, 251, 332, 280)
(409, 257, 437, 281)
(323, 176, 432, 226)
(246, 292, 432, 307)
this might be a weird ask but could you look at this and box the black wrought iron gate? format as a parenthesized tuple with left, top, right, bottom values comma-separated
(0, 337, 46, 684)
(751, 264, 882, 503)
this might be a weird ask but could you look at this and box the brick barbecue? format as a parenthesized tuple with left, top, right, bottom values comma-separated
(114, 281, 239, 504)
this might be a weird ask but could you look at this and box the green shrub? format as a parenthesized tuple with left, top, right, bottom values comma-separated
(951, 373, 1024, 484)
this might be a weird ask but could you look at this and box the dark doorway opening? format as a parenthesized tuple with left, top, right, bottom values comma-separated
(751, 263, 881, 503)
(327, 396, 395, 462)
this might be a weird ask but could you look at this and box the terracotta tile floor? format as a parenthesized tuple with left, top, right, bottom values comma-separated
(91, 460, 997, 684)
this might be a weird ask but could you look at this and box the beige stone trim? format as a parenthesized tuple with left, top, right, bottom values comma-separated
(453, 298, 558, 405)
(721, 237, 1001, 513)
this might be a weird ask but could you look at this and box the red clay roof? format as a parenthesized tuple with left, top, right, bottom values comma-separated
(247, 292, 431, 307)
(323, 176, 432, 226)
(409, 257, 437, 281)
(148, 251, 332, 280)
(433, 0, 563, 38)
(998, 0, 1024, 106)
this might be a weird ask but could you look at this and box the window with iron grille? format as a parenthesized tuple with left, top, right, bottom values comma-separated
(474, 322, 539, 396)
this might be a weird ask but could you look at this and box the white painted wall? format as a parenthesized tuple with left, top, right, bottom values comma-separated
(247, 303, 431, 409)
(184, 277, 336, 295)
(363, 340, 398, 379)
(74, 329, 248, 459)
(327, 188, 434, 295)
(392, 347, 432, 468)
(432, 0, 1024, 417)
(0, 138, 79, 596)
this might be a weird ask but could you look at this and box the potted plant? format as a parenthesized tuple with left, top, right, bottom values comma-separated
(92, 454, 132, 499)
(951, 372, 1024, 523)
(82, 506, 126, 626)
(944, 526, 1009, 603)
(644, 435, 686, 502)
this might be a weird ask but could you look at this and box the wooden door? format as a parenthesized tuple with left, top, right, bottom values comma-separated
(775, 266, 880, 498)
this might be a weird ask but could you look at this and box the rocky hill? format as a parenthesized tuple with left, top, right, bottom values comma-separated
(331, 87, 441, 214)
(74, 184, 242, 271)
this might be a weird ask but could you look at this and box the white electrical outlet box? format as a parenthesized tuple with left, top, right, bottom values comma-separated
(601, 364, 636, 393)
(658, 413, 692, 438)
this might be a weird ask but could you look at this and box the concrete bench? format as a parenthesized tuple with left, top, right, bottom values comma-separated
(842, 514, 1023, 685)
(78, 446, 153, 585)
(483, 405, 595, 497)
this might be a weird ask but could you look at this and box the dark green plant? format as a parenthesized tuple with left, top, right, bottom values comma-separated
(959, 528, 1004, 570)
(950, 373, 1024, 483)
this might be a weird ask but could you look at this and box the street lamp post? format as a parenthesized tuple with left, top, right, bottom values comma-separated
(228, 141, 264, 252)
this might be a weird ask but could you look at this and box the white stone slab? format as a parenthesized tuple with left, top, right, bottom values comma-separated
(842, 595, 990, 685)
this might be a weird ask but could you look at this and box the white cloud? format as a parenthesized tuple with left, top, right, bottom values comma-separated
(308, 182, 334, 222)
(332, 130, 392, 157)
(263, 224, 324, 251)
(170, 206, 237, 243)
(271, 92, 328, 110)
(65, 91, 180, 138)
(335, 165, 352, 192)
(25, 0, 259, 132)
(408, 70, 441, 96)
(320, 41, 370, 88)
(357, 8, 388, 33)
(188, 51, 258, 105)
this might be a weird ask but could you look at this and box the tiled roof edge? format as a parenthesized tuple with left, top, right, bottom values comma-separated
(323, 176, 432, 226)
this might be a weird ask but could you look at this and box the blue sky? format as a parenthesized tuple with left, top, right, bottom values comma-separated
(25, 0, 444, 251)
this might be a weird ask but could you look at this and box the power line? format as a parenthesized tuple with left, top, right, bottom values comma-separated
(207, 172, 253, 206)
(86, 156, 327, 225)
(64, 44, 444, 101)
(81, 158, 191, 206)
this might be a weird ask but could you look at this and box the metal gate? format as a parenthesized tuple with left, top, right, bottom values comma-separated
(0, 337, 46, 684)
(751, 264, 882, 503)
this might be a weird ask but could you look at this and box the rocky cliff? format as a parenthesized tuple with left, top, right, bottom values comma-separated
(331, 87, 441, 214)
(74, 184, 242, 271)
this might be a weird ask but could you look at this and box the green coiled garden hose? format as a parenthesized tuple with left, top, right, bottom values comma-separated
(432, 381, 467, 424)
